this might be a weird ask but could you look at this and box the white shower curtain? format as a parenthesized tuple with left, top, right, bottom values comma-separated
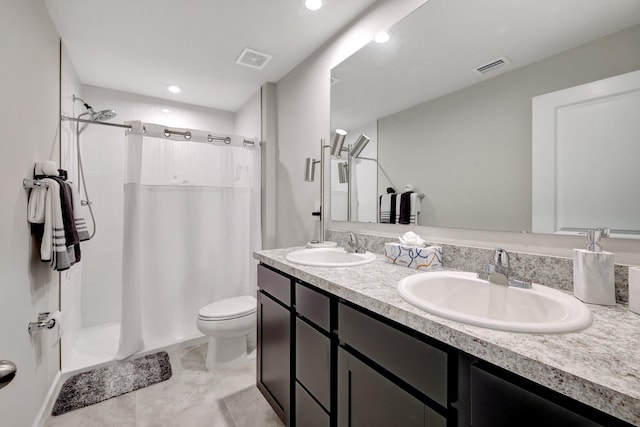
(117, 122, 261, 359)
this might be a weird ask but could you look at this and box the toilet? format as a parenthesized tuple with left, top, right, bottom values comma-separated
(197, 295, 257, 371)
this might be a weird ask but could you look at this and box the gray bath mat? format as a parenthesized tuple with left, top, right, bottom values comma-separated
(52, 351, 172, 415)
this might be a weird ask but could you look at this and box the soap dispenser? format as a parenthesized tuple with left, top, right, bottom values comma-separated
(573, 229, 615, 305)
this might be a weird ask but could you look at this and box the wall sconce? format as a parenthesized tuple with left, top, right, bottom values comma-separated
(304, 157, 318, 182)
(350, 134, 370, 158)
(331, 129, 347, 157)
(338, 162, 349, 184)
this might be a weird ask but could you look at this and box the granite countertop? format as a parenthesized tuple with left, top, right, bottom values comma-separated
(254, 247, 640, 426)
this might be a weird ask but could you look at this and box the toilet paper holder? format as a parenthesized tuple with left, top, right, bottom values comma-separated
(28, 312, 57, 334)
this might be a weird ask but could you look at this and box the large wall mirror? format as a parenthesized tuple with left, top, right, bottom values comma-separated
(330, 0, 640, 237)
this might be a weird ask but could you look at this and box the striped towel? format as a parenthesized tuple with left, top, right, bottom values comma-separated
(399, 192, 421, 225)
(379, 193, 397, 223)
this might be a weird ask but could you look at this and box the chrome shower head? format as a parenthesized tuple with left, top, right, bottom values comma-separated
(91, 109, 117, 121)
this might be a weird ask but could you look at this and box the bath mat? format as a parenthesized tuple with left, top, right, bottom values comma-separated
(52, 351, 172, 416)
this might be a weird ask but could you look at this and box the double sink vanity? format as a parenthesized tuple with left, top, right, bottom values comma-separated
(254, 244, 639, 426)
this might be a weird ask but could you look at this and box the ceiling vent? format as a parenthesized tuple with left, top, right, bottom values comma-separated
(235, 48, 273, 70)
(473, 56, 511, 75)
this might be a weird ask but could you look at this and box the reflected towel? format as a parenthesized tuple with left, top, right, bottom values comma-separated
(399, 192, 420, 225)
(379, 193, 397, 223)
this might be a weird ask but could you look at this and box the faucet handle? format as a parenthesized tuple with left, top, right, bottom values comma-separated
(493, 248, 511, 273)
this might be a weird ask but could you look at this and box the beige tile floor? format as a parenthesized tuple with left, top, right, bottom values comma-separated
(46, 344, 283, 427)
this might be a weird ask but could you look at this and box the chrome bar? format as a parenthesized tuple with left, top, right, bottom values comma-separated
(164, 128, 191, 139)
(61, 115, 132, 130)
(23, 178, 44, 189)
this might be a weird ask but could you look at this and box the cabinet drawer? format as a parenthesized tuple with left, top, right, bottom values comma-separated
(295, 382, 330, 427)
(296, 317, 331, 410)
(295, 282, 331, 331)
(338, 303, 448, 408)
(258, 264, 291, 306)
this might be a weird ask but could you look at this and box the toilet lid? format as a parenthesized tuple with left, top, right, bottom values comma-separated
(198, 295, 257, 320)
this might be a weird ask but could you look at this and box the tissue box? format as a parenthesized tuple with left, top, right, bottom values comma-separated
(384, 243, 442, 270)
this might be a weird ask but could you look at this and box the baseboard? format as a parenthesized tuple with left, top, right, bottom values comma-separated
(32, 371, 62, 427)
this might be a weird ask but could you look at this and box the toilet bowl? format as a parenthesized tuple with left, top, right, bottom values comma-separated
(197, 295, 257, 370)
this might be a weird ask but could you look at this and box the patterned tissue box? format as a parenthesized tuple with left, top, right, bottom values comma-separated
(384, 243, 443, 270)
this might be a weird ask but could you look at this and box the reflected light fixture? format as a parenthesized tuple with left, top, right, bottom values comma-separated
(338, 162, 349, 184)
(305, 0, 323, 11)
(331, 129, 347, 157)
(350, 134, 371, 158)
(374, 31, 390, 44)
(304, 158, 317, 182)
(166, 84, 181, 93)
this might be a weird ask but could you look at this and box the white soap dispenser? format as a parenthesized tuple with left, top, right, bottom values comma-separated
(573, 229, 615, 305)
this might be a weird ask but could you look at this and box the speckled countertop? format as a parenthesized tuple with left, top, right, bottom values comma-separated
(254, 247, 640, 426)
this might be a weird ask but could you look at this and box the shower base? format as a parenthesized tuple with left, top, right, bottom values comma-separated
(62, 322, 205, 375)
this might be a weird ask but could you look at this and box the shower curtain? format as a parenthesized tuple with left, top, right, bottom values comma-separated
(117, 122, 261, 359)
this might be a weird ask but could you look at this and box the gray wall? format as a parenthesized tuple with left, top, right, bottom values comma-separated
(0, 1, 62, 425)
(378, 24, 640, 232)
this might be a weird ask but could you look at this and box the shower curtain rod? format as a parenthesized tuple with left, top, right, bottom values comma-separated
(60, 116, 256, 146)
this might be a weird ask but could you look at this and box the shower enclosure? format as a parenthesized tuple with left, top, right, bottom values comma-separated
(60, 98, 261, 371)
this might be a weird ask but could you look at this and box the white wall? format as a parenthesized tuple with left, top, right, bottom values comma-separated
(0, 1, 62, 425)
(275, 0, 429, 247)
(74, 86, 235, 328)
(275, 0, 640, 264)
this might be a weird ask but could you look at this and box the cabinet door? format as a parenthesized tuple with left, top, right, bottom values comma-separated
(257, 291, 290, 423)
(470, 365, 601, 427)
(338, 348, 446, 427)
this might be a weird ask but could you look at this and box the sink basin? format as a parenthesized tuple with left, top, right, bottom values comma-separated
(398, 271, 592, 333)
(285, 247, 376, 267)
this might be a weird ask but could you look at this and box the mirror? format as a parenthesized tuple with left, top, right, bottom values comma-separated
(330, 0, 640, 236)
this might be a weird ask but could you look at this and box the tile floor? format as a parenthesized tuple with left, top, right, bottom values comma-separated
(46, 344, 283, 427)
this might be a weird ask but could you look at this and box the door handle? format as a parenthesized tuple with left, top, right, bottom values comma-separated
(0, 360, 17, 389)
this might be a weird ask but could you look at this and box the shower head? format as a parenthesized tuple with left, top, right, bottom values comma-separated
(91, 109, 117, 121)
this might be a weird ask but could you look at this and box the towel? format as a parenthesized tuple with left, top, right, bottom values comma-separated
(34, 161, 59, 178)
(379, 193, 398, 223)
(28, 184, 47, 223)
(51, 178, 82, 263)
(69, 183, 90, 242)
(37, 178, 77, 271)
(399, 192, 420, 225)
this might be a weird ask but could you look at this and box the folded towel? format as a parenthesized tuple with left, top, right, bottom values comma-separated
(379, 193, 398, 223)
(399, 192, 420, 225)
(34, 161, 59, 178)
(28, 184, 48, 224)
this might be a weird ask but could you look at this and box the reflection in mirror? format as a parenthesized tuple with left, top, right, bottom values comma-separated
(330, 0, 640, 236)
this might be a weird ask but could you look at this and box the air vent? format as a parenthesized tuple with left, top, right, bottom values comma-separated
(235, 48, 273, 70)
(473, 56, 511, 75)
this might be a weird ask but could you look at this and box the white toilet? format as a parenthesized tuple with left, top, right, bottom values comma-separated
(197, 295, 257, 371)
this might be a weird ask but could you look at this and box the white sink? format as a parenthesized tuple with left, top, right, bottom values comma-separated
(285, 247, 376, 267)
(398, 271, 592, 333)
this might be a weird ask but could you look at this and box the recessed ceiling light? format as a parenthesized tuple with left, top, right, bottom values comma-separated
(305, 0, 323, 11)
(166, 85, 181, 93)
(374, 31, 390, 44)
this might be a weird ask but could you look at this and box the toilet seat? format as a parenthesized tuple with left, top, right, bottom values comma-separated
(198, 296, 256, 321)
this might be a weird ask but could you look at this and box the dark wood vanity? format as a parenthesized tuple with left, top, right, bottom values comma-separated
(256, 263, 631, 427)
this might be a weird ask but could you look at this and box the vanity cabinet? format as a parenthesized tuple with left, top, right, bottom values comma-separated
(256, 263, 632, 427)
(257, 265, 292, 424)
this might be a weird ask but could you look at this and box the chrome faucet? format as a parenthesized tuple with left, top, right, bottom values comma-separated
(478, 248, 532, 289)
(344, 232, 366, 254)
